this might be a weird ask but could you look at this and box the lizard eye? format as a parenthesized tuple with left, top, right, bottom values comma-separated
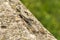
(16, 8, 20, 12)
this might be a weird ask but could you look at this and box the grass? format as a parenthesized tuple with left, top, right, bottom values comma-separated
(21, 0, 60, 40)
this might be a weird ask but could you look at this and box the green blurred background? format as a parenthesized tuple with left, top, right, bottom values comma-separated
(21, 0, 60, 40)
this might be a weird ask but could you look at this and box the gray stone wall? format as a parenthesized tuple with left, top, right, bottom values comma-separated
(0, 0, 57, 40)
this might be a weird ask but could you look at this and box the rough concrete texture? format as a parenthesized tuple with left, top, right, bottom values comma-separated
(0, 0, 57, 40)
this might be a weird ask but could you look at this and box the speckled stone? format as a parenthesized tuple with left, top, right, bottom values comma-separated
(0, 0, 57, 40)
